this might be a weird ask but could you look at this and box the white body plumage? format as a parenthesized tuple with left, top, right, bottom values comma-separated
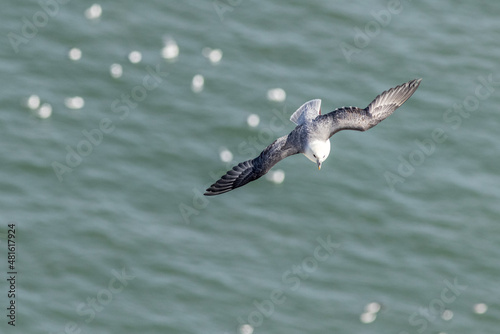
(304, 139, 331, 170)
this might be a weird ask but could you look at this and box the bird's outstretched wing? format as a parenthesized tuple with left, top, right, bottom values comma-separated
(204, 133, 301, 196)
(316, 78, 422, 138)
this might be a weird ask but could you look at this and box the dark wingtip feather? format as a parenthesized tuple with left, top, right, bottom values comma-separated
(203, 160, 257, 196)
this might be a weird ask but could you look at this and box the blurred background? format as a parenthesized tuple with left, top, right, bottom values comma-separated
(1, 0, 499, 333)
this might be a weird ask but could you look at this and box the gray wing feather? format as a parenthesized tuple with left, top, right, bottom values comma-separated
(204, 133, 300, 196)
(317, 79, 421, 138)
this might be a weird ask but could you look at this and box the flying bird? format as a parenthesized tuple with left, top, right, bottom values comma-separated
(204, 79, 421, 196)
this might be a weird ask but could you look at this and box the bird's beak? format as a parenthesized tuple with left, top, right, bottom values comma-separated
(317, 161, 321, 170)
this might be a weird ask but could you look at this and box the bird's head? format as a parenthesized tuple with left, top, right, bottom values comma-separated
(304, 139, 331, 170)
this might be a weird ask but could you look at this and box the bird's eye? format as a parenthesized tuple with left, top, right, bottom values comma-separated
(313, 154, 316, 158)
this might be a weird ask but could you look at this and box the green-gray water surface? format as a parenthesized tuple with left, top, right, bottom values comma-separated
(1, 1, 499, 333)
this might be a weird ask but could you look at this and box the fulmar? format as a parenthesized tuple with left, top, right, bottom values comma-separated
(204, 79, 422, 196)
